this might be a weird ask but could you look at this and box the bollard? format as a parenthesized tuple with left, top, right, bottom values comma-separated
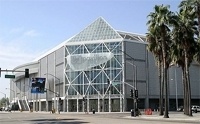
(92, 109, 95, 114)
(131, 109, 134, 117)
(51, 108, 55, 114)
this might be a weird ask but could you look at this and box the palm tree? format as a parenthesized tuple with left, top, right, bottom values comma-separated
(171, 7, 197, 116)
(179, 0, 200, 36)
(146, 30, 164, 116)
(147, 5, 176, 118)
(194, 41, 200, 63)
(180, 0, 200, 65)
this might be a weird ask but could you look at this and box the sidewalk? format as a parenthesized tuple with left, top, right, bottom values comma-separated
(125, 112, 200, 123)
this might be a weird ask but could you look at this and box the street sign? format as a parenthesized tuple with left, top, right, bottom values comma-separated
(5, 74, 15, 79)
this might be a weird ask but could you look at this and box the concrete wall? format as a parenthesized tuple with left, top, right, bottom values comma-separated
(124, 41, 147, 98)
(39, 46, 65, 99)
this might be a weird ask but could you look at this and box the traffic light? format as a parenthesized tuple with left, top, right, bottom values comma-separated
(135, 89, 138, 98)
(130, 89, 133, 98)
(59, 98, 62, 105)
(107, 79, 110, 84)
(25, 68, 29, 78)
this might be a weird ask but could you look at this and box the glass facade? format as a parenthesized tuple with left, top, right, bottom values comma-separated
(65, 42, 123, 93)
(65, 42, 123, 112)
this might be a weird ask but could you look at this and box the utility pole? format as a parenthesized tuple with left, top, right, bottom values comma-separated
(44, 73, 61, 113)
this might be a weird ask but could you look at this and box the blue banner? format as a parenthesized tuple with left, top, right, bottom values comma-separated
(31, 78, 46, 93)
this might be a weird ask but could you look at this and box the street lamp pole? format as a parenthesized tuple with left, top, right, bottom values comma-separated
(44, 73, 61, 113)
(134, 65, 137, 110)
(119, 49, 138, 116)
(119, 49, 137, 89)
(126, 61, 137, 116)
(175, 67, 178, 110)
(171, 67, 178, 110)
(5, 88, 15, 112)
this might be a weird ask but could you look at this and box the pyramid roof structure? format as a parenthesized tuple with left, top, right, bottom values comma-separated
(34, 17, 146, 61)
(68, 17, 123, 42)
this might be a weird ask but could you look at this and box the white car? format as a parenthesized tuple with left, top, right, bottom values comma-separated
(191, 105, 200, 112)
(177, 106, 184, 112)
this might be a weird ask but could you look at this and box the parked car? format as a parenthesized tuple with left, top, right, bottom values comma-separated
(191, 105, 200, 113)
(5, 107, 11, 112)
(177, 106, 184, 112)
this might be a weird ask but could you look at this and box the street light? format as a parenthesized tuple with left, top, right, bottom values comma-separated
(126, 61, 137, 116)
(171, 67, 178, 111)
(119, 49, 138, 116)
(44, 73, 61, 113)
(44, 73, 61, 96)
(119, 49, 137, 89)
(125, 61, 137, 90)
(0, 91, 7, 107)
(5, 88, 15, 112)
(175, 67, 178, 111)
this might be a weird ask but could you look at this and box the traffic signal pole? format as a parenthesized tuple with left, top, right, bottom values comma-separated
(0, 68, 29, 78)
(0, 69, 26, 73)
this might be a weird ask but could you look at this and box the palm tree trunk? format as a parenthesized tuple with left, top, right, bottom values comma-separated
(161, 61, 164, 115)
(182, 66, 187, 115)
(186, 68, 192, 116)
(163, 61, 169, 118)
(161, 36, 169, 118)
(161, 66, 164, 115)
(185, 67, 188, 115)
(185, 50, 192, 116)
(185, 70, 189, 115)
(159, 58, 164, 115)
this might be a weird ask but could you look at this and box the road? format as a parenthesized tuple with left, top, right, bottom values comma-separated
(0, 111, 199, 124)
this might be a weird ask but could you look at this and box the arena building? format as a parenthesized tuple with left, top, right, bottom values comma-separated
(9, 17, 200, 112)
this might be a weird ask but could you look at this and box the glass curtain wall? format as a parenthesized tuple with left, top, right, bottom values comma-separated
(65, 41, 123, 112)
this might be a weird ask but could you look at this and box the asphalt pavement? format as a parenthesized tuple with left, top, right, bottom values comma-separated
(1, 110, 200, 124)
(27, 110, 200, 123)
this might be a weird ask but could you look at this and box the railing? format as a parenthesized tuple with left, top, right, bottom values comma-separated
(18, 100, 23, 111)
(24, 96, 30, 111)
(21, 99, 29, 111)
(17, 99, 21, 111)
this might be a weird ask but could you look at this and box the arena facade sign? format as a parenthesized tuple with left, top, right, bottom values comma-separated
(67, 52, 114, 71)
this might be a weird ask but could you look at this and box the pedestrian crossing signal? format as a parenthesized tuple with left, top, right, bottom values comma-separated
(135, 90, 138, 98)
(130, 89, 133, 98)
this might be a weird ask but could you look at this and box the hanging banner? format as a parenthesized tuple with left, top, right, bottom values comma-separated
(67, 52, 114, 71)
(31, 78, 46, 93)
